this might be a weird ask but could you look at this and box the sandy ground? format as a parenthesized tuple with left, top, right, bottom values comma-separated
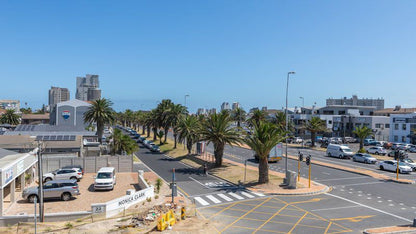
(6, 172, 138, 215)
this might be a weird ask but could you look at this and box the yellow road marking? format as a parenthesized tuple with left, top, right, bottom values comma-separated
(288, 211, 308, 233)
(220, 197, 273, 233)
(177, 186, 189, 197)
(253, 203, 291, 233)
(208, 202, 240, 219)
(324, 221, 332, 234)
(195, 208, 221, 233)
(330, 215, 375, 222)
(232, 225, 286, 233)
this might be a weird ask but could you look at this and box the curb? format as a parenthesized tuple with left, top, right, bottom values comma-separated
(260, 184, 330, 196)
(363, 229, 416, 234)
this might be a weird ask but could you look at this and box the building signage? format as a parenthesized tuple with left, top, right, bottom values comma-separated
(4, 167, 13, 184)
(394, 118, 406, 123)
(62, 110, 71, 120)
(118, 191, 145, 207)
(17, 160, 24, 174)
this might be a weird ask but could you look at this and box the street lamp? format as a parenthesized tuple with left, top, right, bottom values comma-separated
(184, 95, 190, 112)
(285, 71, 296, 184)
(299, 97, 304, 109)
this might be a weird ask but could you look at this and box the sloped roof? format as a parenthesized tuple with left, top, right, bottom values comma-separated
(22, 113, 50, 120)
(57, 99, 91, 108)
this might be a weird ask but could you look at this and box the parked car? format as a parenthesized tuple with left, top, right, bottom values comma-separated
(391, 143, 404, 150)
(383, 142, 393, 149)
(22, 180, 80, 203)
(94, 167, 116, 191)
(366, 147, 387, 155)
(150, 145, 161, 152)
(364, 139, 375, 146)
(408, 147, 416, 153)
(293, 137, 303, 144)
(399, 144, 412, 151)
(43, 168, 83, 182)
(352, 153, 377, 164)
(368, 141, 382, 146)
(377, 160, 412, 174)
(326, 144, 354, 159)
(62, 165, 84, 175)
(387, 150, 408, 158)
(344, 137, 357, 143)
(400, 158, 416, 171)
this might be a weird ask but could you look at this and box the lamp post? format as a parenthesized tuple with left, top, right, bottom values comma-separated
(285, 71, 296, 184)
(184, 95, 190, 112)
(299, 97, 304, 109)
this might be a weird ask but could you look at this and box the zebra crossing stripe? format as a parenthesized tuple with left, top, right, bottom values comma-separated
(194, 197, 209, 206)
(241, 192, 255, 198)
(228, 192, 244, 200)
(217, 193, 233, 202)
(206, 195, 221, 204)
(251, 192, 265, 197)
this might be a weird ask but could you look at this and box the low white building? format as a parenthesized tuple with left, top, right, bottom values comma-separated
(389, 112, 416, 143)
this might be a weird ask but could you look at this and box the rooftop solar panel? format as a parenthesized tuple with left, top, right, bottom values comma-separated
(43, 136, 50, 140)
(69, 136, 76, 141)
(50, 135, 57, 141)
(63, 135, 69, 141)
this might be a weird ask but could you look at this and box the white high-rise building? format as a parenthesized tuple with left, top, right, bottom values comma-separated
(232, 102, 240, 110)
(221, 102, 230, 111)
(76, 74, 101, 101)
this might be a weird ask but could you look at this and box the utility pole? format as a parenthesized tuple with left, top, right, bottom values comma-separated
(37, 142, 44, 222)
(284, 71, 295, 184)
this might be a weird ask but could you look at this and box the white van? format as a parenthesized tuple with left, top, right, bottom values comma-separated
(94, 167, 116, 191)
(326, 144, 354, 159)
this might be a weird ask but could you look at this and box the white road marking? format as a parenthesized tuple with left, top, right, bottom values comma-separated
(206, 195, 221, 204)
(399, 203, 404, 206)
(228, 192, 244, 200)
(241, 192, 255, 198)
(326, 193, 412, 222)
(322, 172, 330, 175)
(217, 193, 233, 202)
(251, 192, 265, 197)
(367, 197, 372, 200)
(389, 204, 394, 206)
(358, 194, 362, 197)
(367, 194, 371, 196)
(311, 205, 360, 212)
(194, 197, 209, 206)
(401, 208, 406, 210)
(377, 197, 381, 199)
(341, 181, 384, 187)
(388, 200, 393, 202)
(378, 201, 382, 203)
(189, 177, 209, 188)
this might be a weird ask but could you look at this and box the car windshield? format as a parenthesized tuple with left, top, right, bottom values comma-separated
(404, 159, 414, 163)
(97, 172, 112, 179)
(398, 162, 408, 166)
(362, 154, 372, 158)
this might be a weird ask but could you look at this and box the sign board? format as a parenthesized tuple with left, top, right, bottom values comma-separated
(92, 204, 106, 214)
(62, 110, 71, 120)
(4, 167, 13, 184)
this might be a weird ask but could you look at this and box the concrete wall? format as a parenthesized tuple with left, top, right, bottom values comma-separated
(42, 155, 133, 173)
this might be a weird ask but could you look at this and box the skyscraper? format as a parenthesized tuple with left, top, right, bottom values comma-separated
(49, 86, 70, 106)
(76, 74, 101, 101)
(232, 102, 240, 110)
(221, 102, 230, 111)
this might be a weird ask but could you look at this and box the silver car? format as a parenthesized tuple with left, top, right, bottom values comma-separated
(22, 180, 80, 203)
(352, 153, 377, 164)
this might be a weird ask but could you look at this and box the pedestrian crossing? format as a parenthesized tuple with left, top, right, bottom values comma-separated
(193, 191, 265, 206)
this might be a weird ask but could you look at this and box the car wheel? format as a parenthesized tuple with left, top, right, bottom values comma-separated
(70, 176, 77, 181)
(399, 169, 403, 174)
(28, 195, 38, 203)
(353, 158, 356, 162)
(339, 155, 343, 159)
(327, 153, 331, 157)
(380, 166, 384, 171)
(375, 152, 379, 155)
(61, 192, 72, 201)
(44, 177, 52, 182)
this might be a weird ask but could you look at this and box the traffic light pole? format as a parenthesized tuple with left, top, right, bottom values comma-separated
(309, 163, 311, 188)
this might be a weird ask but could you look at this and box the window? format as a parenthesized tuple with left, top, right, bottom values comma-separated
(328, 120, 332, 124)
(395, 124, 399, 130)
(402, 136, 406, 142)
(375, 124, 381, 128)
(385, 124, 390, 128)
(339, 111, 346, 115)
(394, 136, 398, 141)
(402, 124, 406, 130)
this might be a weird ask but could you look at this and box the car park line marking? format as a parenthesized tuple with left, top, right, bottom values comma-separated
(251, 192, 265, 197)
(388, 200, 392, 202)
(330, 215, 375, 223)
(311, 205, 361, 212)
(378, 201, 382, 203)
(188, 177, 209, 188)
(228, 192, 244, 200)
(241, 192, 255, 198)
(322, 172, 331, 175)
(389, 204, 394, 206)
(206, 195, 221, 204)
(217, 193, 233, 202)
(194, 197, 209, 206)
(367, 197, 372, 200)
(399, 203, 404, 206)
(326, 193, 412, 222)
(288, 211, 309, 233)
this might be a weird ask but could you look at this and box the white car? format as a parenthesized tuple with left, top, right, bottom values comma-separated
(43, 168, 83, 182)
(293, 137, 303, 144)
(408, 147, 416, 153)
(367, 147, 387, 155)
(377, 160, 412, 174)
(400, 158, 416, 171)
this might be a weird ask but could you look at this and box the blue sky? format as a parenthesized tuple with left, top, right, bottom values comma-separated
(1, 1, 415, 112)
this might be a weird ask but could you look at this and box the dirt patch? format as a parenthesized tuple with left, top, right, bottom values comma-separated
(6, 172, 138, 215)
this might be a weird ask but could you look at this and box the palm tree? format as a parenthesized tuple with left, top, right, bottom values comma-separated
(169, 104, 188, 148)
(83, 98, 115, 144)
(231, 107, 246, 128)
(1, 109, 20, 125)
(124, 109, 134, 128)
(304, 116, 327, 147)
(248, 109, 267, 127)
(244, 121, 286, 184)
(111, 128, 139, 155)
(177, 115, 200, 154)
(155, 99, 174, 144)
(199, 111, 242, 167)
(353, 126, 374, 150)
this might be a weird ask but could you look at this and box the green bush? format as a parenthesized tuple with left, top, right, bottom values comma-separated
(155, 178, 162, 193)
(358, 147, 366, 153)
(65, 222, 73, 229)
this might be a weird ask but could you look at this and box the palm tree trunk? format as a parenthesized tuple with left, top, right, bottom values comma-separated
(153, 128, 157, 141)
(173, 133, 178, 149)
(214, 143, 225, 167)
(311, 131, 316, 147)
(142, 125, 145, 135)
(164, 128, 168, 143)
(147, 126, 150, 137)
(359, 139, 364, 150)
(258, 156, 269, 184)
(187, 139, 192, 155)
(97, 123, 104, 144)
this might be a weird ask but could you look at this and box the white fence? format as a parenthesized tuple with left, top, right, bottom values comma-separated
(91, 170, 154, 218)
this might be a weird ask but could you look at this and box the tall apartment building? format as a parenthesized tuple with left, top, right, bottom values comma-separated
(326, 95, 384, 110)
(221, 102, 230, 111)
(48, 86, 70, 106)
(232, 102, 240, 110)
(75, 74, 101, 101)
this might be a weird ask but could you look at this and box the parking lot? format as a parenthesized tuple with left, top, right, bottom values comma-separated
(5, 172, 138, 215)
